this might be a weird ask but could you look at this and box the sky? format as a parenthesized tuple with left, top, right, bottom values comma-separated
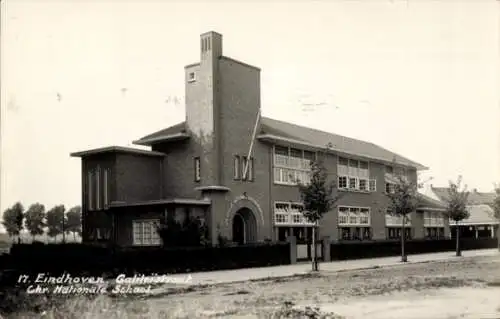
(1, 0, 499, 221)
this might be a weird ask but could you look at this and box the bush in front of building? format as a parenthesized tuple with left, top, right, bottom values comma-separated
(3, 241, 291, 277)
(330, 237, 498, 260)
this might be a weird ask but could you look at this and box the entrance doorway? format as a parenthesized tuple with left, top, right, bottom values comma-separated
(231, 207, 257, 244)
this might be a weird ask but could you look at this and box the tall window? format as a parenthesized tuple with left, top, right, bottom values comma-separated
(385, 210, 412, 226)
(423, 211, 445, 226)
(385, 182, 395, 194)
(132, 219, 161, 246)
(87, 170, 94, 211)
(273, 146, 314, 185)
(233, 155, 240, 180)
(103, 168, 109, 207)
(96, 166, 101, 210)
(337, 157, 375, 192)
(242, 156, 254, 181)
(338, 206, 372, 240)
(194, 157, 201, 182)
(422, 210, 445, 239)
(273, 202, 314, 226)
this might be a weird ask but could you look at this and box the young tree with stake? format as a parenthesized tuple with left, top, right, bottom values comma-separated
(491, 185, 500, 251)
(297, 146, 343, 271)
(443, 176, 470, 257)
(385, 173, 421, 263)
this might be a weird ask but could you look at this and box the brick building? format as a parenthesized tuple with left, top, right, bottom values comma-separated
(71, 31, 448, 247)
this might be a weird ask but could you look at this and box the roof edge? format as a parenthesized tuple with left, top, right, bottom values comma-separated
(70, 146, 166, 158)
(258, 133, 427, 170)
(133, 133, 190, 146)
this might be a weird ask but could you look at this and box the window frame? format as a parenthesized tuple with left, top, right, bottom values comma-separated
(273, 201, 314, 226)
(132, 219, 161, 246)
(194, 157, 201, 182)
(337, 156, 373, 193)
(273, 145, 315, 186)
(337, 205, 371, 226)
(233, 155, 241, 180)
(87, 169, 94, 211)
(242, 156, 254, 182)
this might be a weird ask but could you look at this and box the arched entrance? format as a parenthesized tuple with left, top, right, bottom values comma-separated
(232, 207, 257, 244)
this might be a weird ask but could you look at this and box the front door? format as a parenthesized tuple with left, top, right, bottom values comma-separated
(232, 213, 245, 245)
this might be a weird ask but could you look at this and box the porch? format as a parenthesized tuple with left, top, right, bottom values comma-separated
(85, 198, 211, 247)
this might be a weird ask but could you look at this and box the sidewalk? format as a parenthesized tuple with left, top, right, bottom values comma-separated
(151, 249, 498, 289)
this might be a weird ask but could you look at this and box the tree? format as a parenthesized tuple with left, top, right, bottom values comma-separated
(1, 202, 25, 243)
(492, 185, 500, 251)
(385, 172, 421, 263)
(443, 176, 470, 257)
(157, 213, 208, 247)
(297, 149, 343, 272)
(24, 203, 46, 241)
(66, 206, 82, 241)
(46, 205, 66, 243)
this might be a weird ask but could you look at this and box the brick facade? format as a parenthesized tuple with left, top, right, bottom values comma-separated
(71, 31, 449, 247)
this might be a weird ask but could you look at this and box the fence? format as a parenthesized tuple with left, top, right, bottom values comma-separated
(4, 242, 291, 280)
(330, 237, 498, 261)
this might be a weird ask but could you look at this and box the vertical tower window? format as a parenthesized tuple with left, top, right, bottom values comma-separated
(96, 166, 101, 210)
(194, 157, 201, 182)
(233, 155, 241, 180)
(87, 170, 93, 211)
(242, 156, 254, 181)
(103, 168, 109, 207)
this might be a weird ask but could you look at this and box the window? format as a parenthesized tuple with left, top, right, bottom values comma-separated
(337, 157, 374, 192)
(338, 206, 371, 226)
(359, 208, 370, 224)
(242, 156, 254, 181)
(338, 176, 348, 188)
(96, 167, 101, 210)
(103, 168, 109, 207)
(359, 179, 368, 191)
(348, 177, 358, 189)
(188, 72, 196, 82)
(274, 202, 313, 226)
(87, 170, 94, 211)
(233, 156, 240, 180)
(341, 227, 351, 240)
(339, 226, 371, 240)
(273, 146, 314, 185)
(424, 211, 445, 227)
(369, 179, 377, 192)
(385, 210, 412, 226)
(132, 220, 161, 246)
(385, 182, 395, 194)
(194, 157, 201, 182)
(338, 207, 349, 224)
(387, 227, 412, 240)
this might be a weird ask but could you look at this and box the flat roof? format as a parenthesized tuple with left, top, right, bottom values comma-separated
(70, 146, 165, 158)
(109, 198, 211, 208)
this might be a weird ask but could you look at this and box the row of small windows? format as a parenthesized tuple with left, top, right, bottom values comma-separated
(273, 146, 315, 185)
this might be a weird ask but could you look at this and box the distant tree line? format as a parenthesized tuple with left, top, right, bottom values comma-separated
(1, 202, 82, 243)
